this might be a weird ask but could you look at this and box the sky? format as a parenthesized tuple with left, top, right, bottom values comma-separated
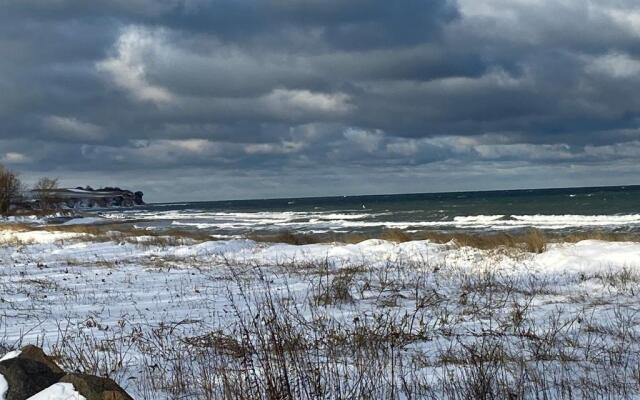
(1, 0, 640, 202)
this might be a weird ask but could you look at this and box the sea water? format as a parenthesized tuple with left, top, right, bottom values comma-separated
(98, 185, 640, 236)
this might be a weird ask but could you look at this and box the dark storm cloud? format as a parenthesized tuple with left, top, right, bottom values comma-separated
(1, 0, 640, 201)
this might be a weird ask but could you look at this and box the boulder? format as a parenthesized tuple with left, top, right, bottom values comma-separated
(14, 345, 64, 374)
(58, 374, 133, 400)
(0, 345, 64, 399)
(0, 346, 133, 400)
(133, 191, 144, 205)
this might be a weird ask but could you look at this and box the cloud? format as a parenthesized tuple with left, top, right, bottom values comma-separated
(587, 53, 640, 79)
(1, 152, 30, 164)
(264, 89, 353, 116)
(2, 0, 640, 200)
(43, 115, 106, 142)
(343, 128, 383, 153)
(80, 139, 226, 166)
(96, 27, 173, 104)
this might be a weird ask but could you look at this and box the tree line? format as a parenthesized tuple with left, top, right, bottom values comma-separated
(0, 164, 59, 216)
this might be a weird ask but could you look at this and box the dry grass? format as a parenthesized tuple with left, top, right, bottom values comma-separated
(553, 231, 640, 243)
(380, 228, 413, 242)
(248, 231, 323, 245)
(0, 222, 214, 245)
(4, 219, 640, 254)
(314, 269, 356, 305)
(249, 228, 551, 253)
(523, 228, 547, 253)
(0, 222, 33, 232)
(247, 227, 640, 254)
(40, 258, 640, 399)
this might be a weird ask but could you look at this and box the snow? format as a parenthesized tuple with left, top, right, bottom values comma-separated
(535, 240, 640, 274)
(26, 383, 86, 400)
(0, 349, 21, 362)
(2, 226, 640, 398)
(0, 374, 7, 400)
(0, 351, 20, 400)
(0, 230, 83, 245)
(61, 217, 107, 226)
(67, 189, 92, 193)
(0, 215, 46, 224)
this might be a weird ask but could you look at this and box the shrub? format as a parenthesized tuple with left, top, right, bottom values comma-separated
(380, 229, 412, 242)
(33, 177, 60, 211)
(524, 228, 547, 253)
(0, 164, 22, 215)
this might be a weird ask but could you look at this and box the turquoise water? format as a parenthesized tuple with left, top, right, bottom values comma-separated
(100, 185, 640, 236)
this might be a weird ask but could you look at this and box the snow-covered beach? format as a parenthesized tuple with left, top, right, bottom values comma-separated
(2, 223, 640, 398)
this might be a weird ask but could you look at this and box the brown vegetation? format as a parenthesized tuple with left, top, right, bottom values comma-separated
(33, 177, 60, 211)
(0, 221, 216, 249)
(248, 227, 640, 253)
(0, 164, 22, 215)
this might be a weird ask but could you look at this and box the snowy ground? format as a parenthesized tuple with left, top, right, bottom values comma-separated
(2, 227, 640, 398)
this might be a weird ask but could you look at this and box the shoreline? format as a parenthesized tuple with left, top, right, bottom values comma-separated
(2, 219, 640, 249)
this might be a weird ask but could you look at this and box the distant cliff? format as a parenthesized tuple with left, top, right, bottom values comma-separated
(27, 187, 144, 209)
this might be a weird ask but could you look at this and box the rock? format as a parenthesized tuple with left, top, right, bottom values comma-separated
(24, 187, 145, 210)
(133, 191, 144, 205)
(15, 345, 64, 375)
(58, 374, 133, 400)
(0, 346, 64, 399)
(0, 347, 133, 400)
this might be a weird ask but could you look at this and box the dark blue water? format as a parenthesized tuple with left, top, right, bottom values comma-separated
(99, 185, 640, 236)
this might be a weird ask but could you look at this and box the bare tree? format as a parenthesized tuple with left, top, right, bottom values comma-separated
(0, 164, 22, 215)
(33, 177, 59, 211)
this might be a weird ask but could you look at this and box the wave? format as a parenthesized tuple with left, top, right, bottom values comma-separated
(511, 214, 640, 224)
(453, 215, 505, 223)
(100, 209, 640, 232)
(447, 214, 640, 229)
(102, 210, 379, 224)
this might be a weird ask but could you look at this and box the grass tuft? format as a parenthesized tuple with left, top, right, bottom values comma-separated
(523, 228, 547, 253)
